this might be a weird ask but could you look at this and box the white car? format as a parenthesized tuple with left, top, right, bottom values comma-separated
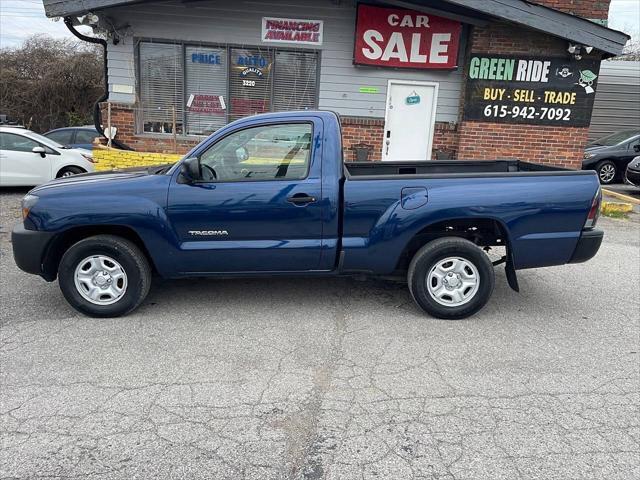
(0, 126, 95, 186)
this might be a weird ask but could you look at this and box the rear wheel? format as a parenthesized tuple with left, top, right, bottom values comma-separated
(595, 160, 617, 184)
(408, 237, 495, 320)
(58, 235, 151, 318)
(57, 166, 85, 178)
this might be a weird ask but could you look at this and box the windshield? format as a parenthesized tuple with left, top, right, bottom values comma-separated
(590, 130, 639, 147)
(27, 131, 67, 149)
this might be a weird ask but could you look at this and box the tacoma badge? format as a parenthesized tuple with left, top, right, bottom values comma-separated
(188, 230, 229, 236)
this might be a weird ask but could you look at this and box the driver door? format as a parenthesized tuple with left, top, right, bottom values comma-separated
(167, 120, 324, 273)
(0, 132, 51, 186)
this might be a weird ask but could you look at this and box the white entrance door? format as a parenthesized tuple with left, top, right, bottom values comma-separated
(382, 80, 439, 161)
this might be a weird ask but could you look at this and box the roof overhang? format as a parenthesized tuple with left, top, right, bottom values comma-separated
(441, 0, 629, 57)
(42, 0, 146, 17)
(43, 0, 630, 56)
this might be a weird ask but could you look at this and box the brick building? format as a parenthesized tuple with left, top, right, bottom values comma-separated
(45, 0, 628, 169)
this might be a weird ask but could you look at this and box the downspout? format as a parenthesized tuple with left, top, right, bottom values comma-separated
(63, 17, 132, 150)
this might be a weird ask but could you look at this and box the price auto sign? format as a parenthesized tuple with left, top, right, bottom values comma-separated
(354, 4, 461, 69)
(463, 54, 601, 127)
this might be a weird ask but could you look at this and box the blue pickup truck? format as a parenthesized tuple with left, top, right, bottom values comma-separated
(13, 111, 603, 319)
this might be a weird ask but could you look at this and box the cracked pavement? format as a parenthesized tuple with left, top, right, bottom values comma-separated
(1, 188, 639, 479)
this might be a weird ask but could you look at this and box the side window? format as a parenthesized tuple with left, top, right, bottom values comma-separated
(75, 130, 98, 145)
(45, 130, 73, 145)
(0, 133, 40, 153)
(628, 138, 640, 152)
(200, 123, 312, 182)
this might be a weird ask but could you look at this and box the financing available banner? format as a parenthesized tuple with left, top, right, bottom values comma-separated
(463, 54, 601, 127)
(261, 17, 323, 46)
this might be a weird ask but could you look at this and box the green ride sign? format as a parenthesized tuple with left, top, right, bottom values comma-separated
(463, 54, 600, 127)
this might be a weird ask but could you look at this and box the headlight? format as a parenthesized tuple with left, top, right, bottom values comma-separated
(21, 194, 39, 220)
(583, 153, 596, 159)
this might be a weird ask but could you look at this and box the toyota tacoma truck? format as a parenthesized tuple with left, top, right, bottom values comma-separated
(12, 111, 603, 319)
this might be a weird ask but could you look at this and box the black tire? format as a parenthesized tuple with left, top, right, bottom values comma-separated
(58, 235, 151, 318)
(57, 166, 85, 178)
(407, 237, 495, 320)
(595, 160, 617, 185)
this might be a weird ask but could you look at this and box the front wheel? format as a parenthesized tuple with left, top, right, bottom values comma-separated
(408, 237, 495, 320)
(58, 235, 152, 318)
(595, 160, 617, 185)
(57, 166, 85, 178)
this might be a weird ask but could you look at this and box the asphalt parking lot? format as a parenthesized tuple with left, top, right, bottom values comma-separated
(1, 188, 639, 480)
(606, 183, 639, 200)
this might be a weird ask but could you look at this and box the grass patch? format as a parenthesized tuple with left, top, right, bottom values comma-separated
(601, 210, 629, 219)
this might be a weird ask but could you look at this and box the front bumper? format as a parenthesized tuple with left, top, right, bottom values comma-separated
(568, 229, 604, 264)
(12, 223, 56, 279)
(625, 167, 640, 187)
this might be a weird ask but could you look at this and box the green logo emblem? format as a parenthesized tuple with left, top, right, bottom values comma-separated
(577, 70, 598, 94)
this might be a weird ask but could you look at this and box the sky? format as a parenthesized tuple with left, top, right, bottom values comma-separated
(0, 0, 639, 49)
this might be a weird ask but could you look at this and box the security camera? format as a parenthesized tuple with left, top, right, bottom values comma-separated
(80, 13, 99, 25)
(584, 46, 594, 54)
(567, 43, 578, 54)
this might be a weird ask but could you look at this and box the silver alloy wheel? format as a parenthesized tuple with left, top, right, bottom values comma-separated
(426, 256, 480, 307)
(599, 163, 615, 183)
(74, 255, 128, 305)
(61, 171, 75, 177)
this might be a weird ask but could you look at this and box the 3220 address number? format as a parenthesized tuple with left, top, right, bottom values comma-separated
(483, 105, 571, 121)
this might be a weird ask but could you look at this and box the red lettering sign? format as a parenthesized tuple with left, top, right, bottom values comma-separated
(262, 17, 323, 46)
(354, 4, 461, 69)
(187, 95, 225, 114)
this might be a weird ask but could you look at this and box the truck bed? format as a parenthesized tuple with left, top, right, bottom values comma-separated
(345, 160, 574, 178)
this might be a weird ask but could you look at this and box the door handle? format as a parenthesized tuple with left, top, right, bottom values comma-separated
(287, 193, 316, 205)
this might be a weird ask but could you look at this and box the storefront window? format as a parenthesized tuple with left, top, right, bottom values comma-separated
(273, 50, 317, 111)
(138, 42, 318, 136)
(229, 47, 273, 122)
(139, 43, 184, 134)
(185, 46, 228, 135)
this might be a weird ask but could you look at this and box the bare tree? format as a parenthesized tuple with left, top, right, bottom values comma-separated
(0, 34, 103, 132)
(614, 39, 640, 60)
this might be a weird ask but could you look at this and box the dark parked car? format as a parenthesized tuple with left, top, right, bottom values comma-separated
(625, 156, 640, 188)
(583, 129, 640, 185)
(44, 126, 101, 150)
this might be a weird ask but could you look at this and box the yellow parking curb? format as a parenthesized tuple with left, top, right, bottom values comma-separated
(602, 188, 640, 205)
(601, 201, 633, 214)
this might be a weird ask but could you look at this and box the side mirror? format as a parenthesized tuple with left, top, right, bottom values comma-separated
(180, 157, 200, 183)
(32, 146, 46, 157)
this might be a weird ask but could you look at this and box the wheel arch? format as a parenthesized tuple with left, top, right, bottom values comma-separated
(395, 216, 513, 273)
(55, 165, 87, 178)
(594, 157, 618, 166)
(42, 225, 157, 281)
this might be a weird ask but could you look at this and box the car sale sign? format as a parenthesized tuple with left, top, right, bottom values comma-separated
(354, 4, 461, 69)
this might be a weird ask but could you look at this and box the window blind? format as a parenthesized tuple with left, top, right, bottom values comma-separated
(139, 43, 184, 134)
(229, 47, 274, 122)
(273, 50, 318, 112)
(185, 46, 228, 135)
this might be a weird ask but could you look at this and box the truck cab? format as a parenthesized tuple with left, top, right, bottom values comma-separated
(167, 112, 341, 273)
